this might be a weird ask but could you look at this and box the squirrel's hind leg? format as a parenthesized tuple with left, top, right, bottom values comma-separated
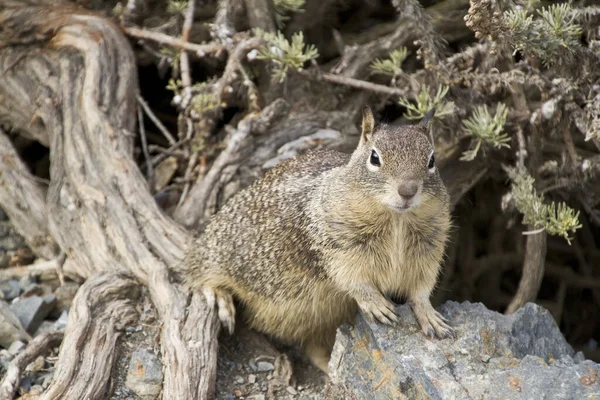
(304, 329, 336, 376)
(305, 342, 331, 375)
(203, 287, 236, 335)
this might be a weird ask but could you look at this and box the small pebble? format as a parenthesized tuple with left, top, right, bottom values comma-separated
(19, 276, 36, 292)
(0, 253, 10, 269)
(0, 280, 21, 301)
(29, 384, 44, 395)
(481, 354, 491, 363)
(41, 373, 54, 389)
(459, 348, 469, 355)
(286, 386, 298, 395)
(53, 310, 69, 331)
(25, 356, 45, 372)
(235, 376, 244, 384)
(252, 395, 265, 400)
(256, 361, 274, 372)
(248, 374, 256, 384)
(8, 340, 25, 356)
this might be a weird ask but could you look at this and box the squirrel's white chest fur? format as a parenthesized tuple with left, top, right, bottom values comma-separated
(371, 216, 418, 295)
(327, 215, 421, 297)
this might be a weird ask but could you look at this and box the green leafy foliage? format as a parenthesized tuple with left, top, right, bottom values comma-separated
(370, 47, 409, 78)
(398, 84, 455, 120)
(254, 29, 319, 82)
(167, 0, 188, 14)
(273, 0, 305, 29)
(461, 103, 510, 161)
(190, 81, 221, 113)
(504, 3, 583, 65)
(191, 93, 220, 113)
(506, 167, 582, 244)
(166, 78, 182, 93)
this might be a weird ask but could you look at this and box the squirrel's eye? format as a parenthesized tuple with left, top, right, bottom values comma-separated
(427, 153, 435, 171)
(370, 150, 381, 167)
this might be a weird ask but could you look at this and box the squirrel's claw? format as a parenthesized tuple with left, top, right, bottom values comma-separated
(410, 298, 454, 340)
(359, 297, 398, 326)
(203, 287, 236, 335)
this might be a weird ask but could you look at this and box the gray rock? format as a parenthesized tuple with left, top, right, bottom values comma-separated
(10, 295, 56, 334)
(0, 222, 10, 238)
(0, 226, 25, 250)
(8, 340, 25, 356)
(329, 301, 600, 400)
(53, 310, 69, 331)
(0, 253, 10, 269)
(53, 282, 80, 315)
(125, 348, 163, 399)
(256, 361, 274, 372)
(248, 374, 257, 384)
(0, 280, 21, 301)
(0, 301, 31, 348)
(0, 349, 10, 370)
(19, 276, 36, 292)
(33, 320, 57, 336)
(286, 386, 298, 395)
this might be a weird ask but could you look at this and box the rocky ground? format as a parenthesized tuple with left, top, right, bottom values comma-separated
(1, 208, 599, 399)
(330, 301, 600, 399)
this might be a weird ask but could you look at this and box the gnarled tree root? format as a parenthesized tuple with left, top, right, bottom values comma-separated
(41, 273, 138, 399)
(0, 4, 220, 399)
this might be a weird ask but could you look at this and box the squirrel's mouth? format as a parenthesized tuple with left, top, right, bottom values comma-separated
(390, 203, 412, 213)
(388, 197, 421, 213)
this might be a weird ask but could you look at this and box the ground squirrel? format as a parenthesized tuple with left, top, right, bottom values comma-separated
(183, 105, 453, 374)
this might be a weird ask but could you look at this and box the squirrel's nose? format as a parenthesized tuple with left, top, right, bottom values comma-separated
(398, 181, 419, 200)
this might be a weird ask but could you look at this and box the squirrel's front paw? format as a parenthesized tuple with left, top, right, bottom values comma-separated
(357, 297, 399, 325)
(409, 298, 454, 339)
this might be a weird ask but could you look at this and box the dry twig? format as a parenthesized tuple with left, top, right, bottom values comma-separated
(506, 86, 548, 314)
(298, 69, 410, 98)
(138, 103, 154, 185)
(179, 0, 196, 109)
(0, 331, 64, 399)
(137, 94, 177, 145)
(123, 26, 224, 57)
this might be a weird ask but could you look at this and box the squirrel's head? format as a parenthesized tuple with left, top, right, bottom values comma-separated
(348, 105, 444, 213)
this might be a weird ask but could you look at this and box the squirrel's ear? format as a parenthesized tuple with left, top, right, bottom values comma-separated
(418, 108, 436, 128)
(361, 105, 376, 142)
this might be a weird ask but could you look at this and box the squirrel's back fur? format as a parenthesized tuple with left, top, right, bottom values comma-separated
(183, 106, 453, 373)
